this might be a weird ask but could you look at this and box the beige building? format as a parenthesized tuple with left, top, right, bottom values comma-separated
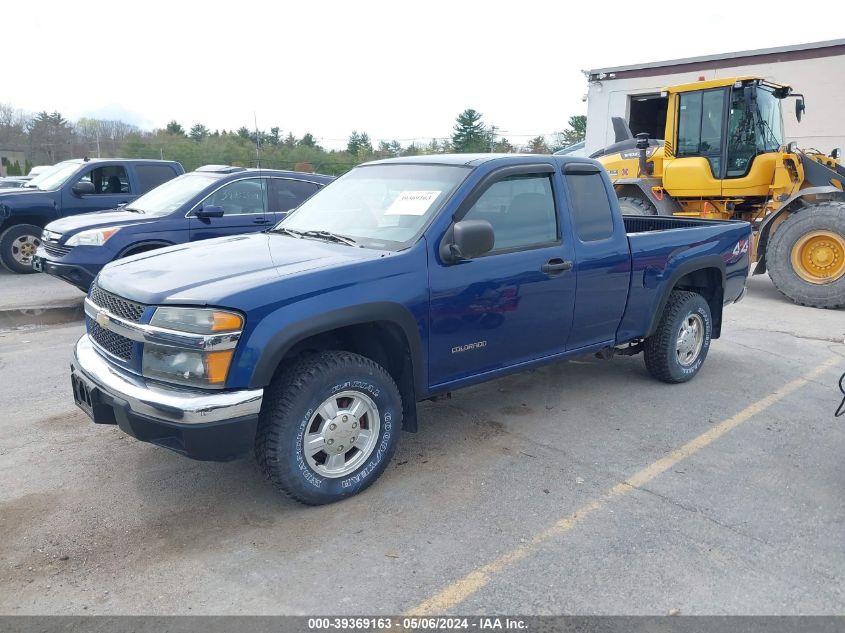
(584, 39, 845, 156)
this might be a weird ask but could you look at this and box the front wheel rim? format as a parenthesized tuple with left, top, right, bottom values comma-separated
(11, 234, 41, 265)
(676, 314, 704, 367)
(302, 390, 381, 478)
(790, 230, 845, 284)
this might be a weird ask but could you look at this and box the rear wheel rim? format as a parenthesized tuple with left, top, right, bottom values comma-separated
(302, 390, 381, 478)
(676, 314, 704, 367)
(11, 234, 41, 265)
(790, 230, 845, 284)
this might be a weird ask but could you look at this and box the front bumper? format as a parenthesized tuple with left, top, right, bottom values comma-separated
(33, 251, 99, 292)
(72, 334, 264, 461)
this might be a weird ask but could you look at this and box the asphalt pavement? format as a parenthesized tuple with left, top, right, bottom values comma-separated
(0, 274, 843, 615)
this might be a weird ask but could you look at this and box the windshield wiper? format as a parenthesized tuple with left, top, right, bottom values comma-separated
(269, 227, 359, 246)
(298, 230, 359, 247)
(269, 227, 305, 238)
(122, 206, 145, 213)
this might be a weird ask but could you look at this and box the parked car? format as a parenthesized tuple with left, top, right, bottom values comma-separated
(0, 158, 184, 273)
(69, 154, 751, 504)
(34, 165, 333, 291)
(27, 165, 51, 178)
(0, 177, 30, 189)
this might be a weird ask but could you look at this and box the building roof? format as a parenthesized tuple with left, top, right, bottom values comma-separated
(589, 38, 845, 81)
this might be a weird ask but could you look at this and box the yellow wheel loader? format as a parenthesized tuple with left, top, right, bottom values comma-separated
(594, 76, 845, 309)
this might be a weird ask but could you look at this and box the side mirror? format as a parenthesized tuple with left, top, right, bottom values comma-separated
(795, 97, 805, 123)
(195, 205, 225, 218)
(440, 219, 494, 263)
(72, 181, 95, 196)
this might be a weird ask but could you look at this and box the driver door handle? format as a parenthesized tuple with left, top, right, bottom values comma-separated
(253, 217, 272, 224)
(541, 258, 573, 274)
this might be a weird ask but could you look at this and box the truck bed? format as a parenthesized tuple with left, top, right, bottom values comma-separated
(616, 215, 752, 344)
(623, 215, 744, 234)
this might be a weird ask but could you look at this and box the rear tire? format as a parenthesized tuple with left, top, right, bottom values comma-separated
(255, 351, 403, 505)
(617, 196, 657, 216)
(0, 224, 42, 274)
(766, 203, 845, 309)
(644, 290, 712, 384)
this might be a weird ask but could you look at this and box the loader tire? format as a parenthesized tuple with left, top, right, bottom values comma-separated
(617, 196, 657, 216)
(766, 203, 845, 309)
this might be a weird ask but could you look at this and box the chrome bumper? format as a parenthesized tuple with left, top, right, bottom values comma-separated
(73, 334, 263, 425)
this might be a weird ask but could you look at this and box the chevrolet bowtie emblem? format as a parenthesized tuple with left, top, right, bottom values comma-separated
(95, 310, 109, 328)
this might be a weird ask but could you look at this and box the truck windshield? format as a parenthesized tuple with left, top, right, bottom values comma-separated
(276, 164, 470, 249)
(24, 161, 79, 191)
(125, 173, 219, 216)
(755, 87, 784, 152)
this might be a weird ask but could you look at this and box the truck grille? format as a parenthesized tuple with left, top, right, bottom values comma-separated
(89, 284, 146, 323)
(43, 242, 72, 257)
(89, 320, 134, 361)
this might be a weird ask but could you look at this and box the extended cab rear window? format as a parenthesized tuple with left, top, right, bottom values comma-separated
(136, 164, 179, 193)
(565, 171, 615, 242)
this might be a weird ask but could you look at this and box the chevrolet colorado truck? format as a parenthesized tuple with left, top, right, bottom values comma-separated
(69, 154, 751, 505)
(0, 158, 183, 273)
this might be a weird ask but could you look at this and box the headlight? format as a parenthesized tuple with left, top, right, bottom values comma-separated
(142, 307, 244, 388)
(66, 226, 121, 246)
(142, 344, 235, 388)
(149, 307, 243, 334)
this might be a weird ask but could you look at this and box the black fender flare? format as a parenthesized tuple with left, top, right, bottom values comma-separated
(117, 240, 173, 258)
(646, 256, 726, 339)
(613, 178, 682, 215)
(249, 301, 425, 393)
(755, 185, 843, 274)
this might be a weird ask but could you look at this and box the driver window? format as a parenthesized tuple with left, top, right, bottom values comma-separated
(74, 166, 130, 195)
(462, 174, 557, 252)
(676, 88, 726, 177)
(201, 178, 267, 215)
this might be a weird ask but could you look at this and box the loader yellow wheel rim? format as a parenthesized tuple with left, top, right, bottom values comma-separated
(790, 230, 845, 284)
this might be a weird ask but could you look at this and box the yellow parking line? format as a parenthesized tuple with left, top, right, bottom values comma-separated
(408, 357, 841, 615)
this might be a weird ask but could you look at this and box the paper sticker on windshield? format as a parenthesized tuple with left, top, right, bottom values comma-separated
(384, 190, 441, 216)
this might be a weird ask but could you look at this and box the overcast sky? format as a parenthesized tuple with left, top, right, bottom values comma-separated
(5, 1, 842, 149)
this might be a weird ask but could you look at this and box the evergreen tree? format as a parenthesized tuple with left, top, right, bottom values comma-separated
(189, 123, 209, 142)
(554, 115, 587, 149)
(527, 135, 549, 154)
(165, 120, 185, 136)
(451, 109, 487, 153)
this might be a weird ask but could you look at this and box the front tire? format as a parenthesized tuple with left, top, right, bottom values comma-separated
(256, 351, 402, 505)
(766, 203, 845, 309)
(618, 196, 657, 216)
(0, 224, 42, 273)
(644, 290, 712, 384)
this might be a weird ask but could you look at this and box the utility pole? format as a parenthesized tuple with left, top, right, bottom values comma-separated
(253, 111, 261, 169)
(489, 125, 497, 153)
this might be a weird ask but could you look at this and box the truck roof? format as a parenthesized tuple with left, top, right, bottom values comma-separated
(62, 158, 181, 164)
(364, 153, 594, 168)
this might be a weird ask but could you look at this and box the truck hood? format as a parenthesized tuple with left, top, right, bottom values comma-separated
(95, 232, 381, 305)
(46, 209, 155, 238)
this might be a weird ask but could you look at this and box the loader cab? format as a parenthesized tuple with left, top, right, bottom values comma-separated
(663, 78, 790, 197)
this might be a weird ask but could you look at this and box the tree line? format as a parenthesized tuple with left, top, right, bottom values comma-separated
(0, 103, 586, 177)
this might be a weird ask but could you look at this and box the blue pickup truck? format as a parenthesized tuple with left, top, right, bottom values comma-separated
(0, 158, 183, 273)
(69, 154, 751, 504)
